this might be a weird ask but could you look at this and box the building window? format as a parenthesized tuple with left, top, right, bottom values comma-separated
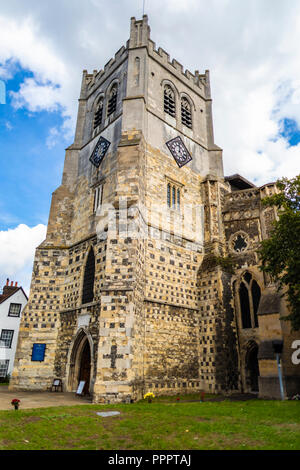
(94, 185, 103, 213)
(94, 97, 104, 129)
(0, 360, 9, 378)
(82, 248, 95, 305)
(237, 272, 261, 329)
(107, 84, 118, 116)
(8, 303, 22, 317)
(0, 330, 14, 349)
(164, 85, 176, 117)
(167, 182, 181, 210)
(181, 97, 192, 128)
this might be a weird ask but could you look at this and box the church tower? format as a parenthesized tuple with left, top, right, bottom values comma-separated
(11, 16, 275, 402)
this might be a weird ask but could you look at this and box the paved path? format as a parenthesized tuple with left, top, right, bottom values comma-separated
(0, 386, 92, 410)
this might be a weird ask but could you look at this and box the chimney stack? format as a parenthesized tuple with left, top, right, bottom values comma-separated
(3, 278, 19, 296)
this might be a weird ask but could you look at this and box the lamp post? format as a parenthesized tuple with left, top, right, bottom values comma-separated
(272, 340, 285, 401)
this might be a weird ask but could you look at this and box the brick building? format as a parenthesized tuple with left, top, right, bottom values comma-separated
(10, 16, 300, 401)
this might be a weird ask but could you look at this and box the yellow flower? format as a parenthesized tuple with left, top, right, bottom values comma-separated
(144, 392, 155, 399)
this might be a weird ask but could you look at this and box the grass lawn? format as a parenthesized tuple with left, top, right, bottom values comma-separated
(0, 398, 299, 450)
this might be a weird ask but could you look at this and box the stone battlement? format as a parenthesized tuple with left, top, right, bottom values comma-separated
(83, 15, 208, 96)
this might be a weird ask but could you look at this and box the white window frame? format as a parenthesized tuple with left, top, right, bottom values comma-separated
(0, 360, 9, 378)
(8, 302, 22, 317)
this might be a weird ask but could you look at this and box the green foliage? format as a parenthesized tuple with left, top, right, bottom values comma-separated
(214, 255, 235, 274)
(258, 175, 300, 330)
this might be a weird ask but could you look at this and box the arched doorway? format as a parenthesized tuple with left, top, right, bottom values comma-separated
(67, 330, 92, 395)
(245, 342, 259, 392)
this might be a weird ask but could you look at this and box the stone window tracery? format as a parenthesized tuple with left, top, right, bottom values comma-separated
(229, 231, 249, 253)
(236, 272, 261, 329)
(167, 181, 181, 211)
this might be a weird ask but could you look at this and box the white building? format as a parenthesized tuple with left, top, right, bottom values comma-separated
(0, 279, 28, 379)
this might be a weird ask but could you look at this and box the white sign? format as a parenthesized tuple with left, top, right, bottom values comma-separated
(76, 381, 85, 395)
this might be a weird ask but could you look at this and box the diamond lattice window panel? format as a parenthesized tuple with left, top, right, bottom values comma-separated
(90, 136, 111, 168)
(166, 136, 192, 168)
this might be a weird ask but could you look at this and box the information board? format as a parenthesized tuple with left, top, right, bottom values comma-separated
(31, 343, 46, 362)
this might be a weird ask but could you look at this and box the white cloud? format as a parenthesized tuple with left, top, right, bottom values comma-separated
(0, 224, 47, 296)
(0, 0, 299, 187)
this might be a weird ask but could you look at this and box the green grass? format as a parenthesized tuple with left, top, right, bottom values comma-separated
(0, 399, 299, 450)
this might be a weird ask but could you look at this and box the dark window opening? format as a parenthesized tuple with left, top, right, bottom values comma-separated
(164, 85, 175, 117)
(107, 85, 118, 116)
(251, 280, 261, 328)
(94, 99, 103, 129)
(239, 282, 252, 329)
(82, 248, 95, 305)
(181, 97, 192, 128)
(234, 234, 248, 252)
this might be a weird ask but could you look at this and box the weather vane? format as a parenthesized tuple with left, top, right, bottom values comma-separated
(143, 0, 146, 16)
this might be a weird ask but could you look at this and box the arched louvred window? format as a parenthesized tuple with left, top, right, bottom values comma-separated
(94, 97, 104, 129)
(107, 84, 118, 116)
(181, 97, 192, 128)
(82, 248, 95, 305)
(251, 280, 261, 328)
(164, 85, 176, 117)
(239, 282, 252, 329)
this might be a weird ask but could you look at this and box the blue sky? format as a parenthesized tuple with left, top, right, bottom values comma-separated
(0, 64, 68, 231)
(0, 0, 299, 293)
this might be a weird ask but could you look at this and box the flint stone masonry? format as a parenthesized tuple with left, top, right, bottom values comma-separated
(10, 16, 299, 401)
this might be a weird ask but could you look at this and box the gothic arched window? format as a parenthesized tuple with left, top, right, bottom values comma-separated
(94, 97, 104, 129)
(237, 272, 261, 329)
(181, 97, 192, 128)
(107, 84, 118, 116)
(164, 85, 176, 117)
(82, 248, 95, 305)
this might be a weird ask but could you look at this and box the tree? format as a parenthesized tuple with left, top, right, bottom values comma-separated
(258, 175, 300, 331)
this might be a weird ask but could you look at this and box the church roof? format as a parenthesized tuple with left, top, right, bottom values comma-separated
(225, 174, 256, 191)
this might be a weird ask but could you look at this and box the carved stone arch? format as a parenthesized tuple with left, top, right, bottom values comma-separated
(66, 328, 95, 394)
(180, 91, 196, 111)
(105, 78, 120, 99)
(160, 78, 179, 98)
